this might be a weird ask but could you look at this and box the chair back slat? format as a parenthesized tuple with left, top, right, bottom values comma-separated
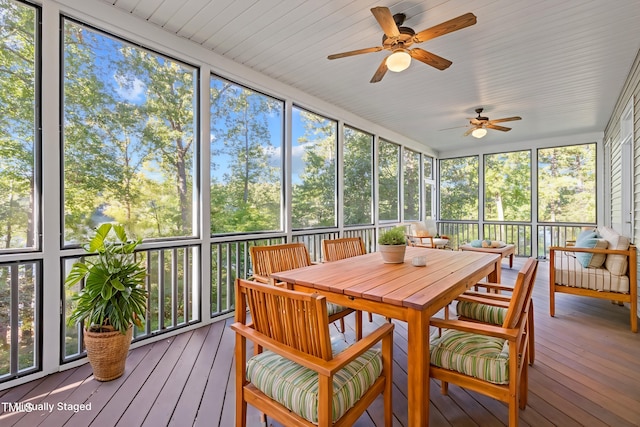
(502, 258, 538, 329)
(322, 237, 366, 262)
(250, 242, 312, 278)
(237, 278, 333, 360)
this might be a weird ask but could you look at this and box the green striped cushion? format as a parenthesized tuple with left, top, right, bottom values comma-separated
(430, 329, 510, 384)
(246, 339, 383, 424)
(456, 300, 507, 325)
(327, 302, 348, 317)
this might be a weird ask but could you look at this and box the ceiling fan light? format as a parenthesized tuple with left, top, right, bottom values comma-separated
(387, 49, 411, 72)
(471, 127, 487, 138)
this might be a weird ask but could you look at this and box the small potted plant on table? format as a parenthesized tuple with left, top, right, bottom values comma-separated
(378, 226, 408, 263)
(65, 223, 147, 381)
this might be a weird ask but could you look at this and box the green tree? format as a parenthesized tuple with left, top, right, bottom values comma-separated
(210, 78, 282, 233)
(343, 127, 373, 225)
(538, 144, 596, 223)
(484, 151, 531, 221)
(62, 20, 197, 242)
(403, 148, 421, 221)
(440, 156, 479, 220)
(378, 140, 400, 221)
(117, 47, 195, 236)
(0, 1, 38, 367)
(291, 108, 336, 228)
(0, 0, 36, 249)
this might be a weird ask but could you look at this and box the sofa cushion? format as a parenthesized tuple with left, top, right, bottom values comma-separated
(574, 238, 608, 268)
(599, 226, 630, 276)
(576, 229, 598, 242)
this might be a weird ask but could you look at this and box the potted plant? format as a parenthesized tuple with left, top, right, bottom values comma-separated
(65, 223, 147, 381)
(377, 226, 407, 263)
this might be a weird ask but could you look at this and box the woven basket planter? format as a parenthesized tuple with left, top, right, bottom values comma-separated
(84, 325, 133, 381)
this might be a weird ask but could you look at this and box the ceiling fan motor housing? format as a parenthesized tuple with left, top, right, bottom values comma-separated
(382, 27, 416, 48)
(475, 108, 489, 121)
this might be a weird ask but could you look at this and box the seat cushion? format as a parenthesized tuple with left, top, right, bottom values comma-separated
(327, 302, 348, 317)
(246, 339, 383, 424)
(456, 300, 507, 325)
(553, 252, 630, 293)
(430, 329, 509, 385)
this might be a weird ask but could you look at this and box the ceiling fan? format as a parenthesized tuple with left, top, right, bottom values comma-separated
(327, 7, 477, 83)
(464, 108, 522, 138)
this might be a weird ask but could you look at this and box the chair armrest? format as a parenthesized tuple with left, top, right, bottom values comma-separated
(327, 322, 394, 374)
(550, 246, 631, 256)
(456, 294, 510, 308)
(250, 274, 270, 284)
(473, 281, 515, 293)
(231, 321, 394, 377)
(430, 318, 518, 341)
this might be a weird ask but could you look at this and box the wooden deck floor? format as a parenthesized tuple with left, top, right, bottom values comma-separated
(2, 258, 640, 426)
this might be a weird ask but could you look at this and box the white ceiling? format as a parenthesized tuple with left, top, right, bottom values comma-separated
(99, 0, 640, 155)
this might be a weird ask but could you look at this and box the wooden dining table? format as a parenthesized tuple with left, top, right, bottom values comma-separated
(271, 245, 501, 426)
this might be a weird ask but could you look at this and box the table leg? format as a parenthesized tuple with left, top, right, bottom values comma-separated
(407, 308, 430, 426)
(488, 256, 502, 283)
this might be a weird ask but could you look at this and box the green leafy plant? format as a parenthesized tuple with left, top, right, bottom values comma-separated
(378, 226, 407, 245)
(66, 223, 147, 334)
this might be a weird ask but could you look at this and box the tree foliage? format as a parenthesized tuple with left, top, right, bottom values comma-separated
(378, 140, 400, 221)
(484, 151, 531, 221)
(343, 127, 373, 225)
(291, 107, 337, 229)
(538, 144, 596, 222)
(210, 78, 283, 233)
(403, 148, 421, 221)
(0, 0, 37, 368)
(440, 156, 479, 220)
(0, 0, 36, 249)
(62, 20, 196, 243)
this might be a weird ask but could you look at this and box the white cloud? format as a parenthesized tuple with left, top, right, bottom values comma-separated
(114, 74, 146, 102)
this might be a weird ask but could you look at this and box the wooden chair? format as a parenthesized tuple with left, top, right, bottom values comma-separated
(322, 237, 366, 263)
(406, 219, 437, 247)
(249, 242, 362, 339)
(322, 237, 372, 324)
(429, 258, 538, 427)
(453, 278, 537, 365)
(232, 278, 394, 427)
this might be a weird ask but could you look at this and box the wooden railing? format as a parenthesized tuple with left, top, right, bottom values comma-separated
(17, 222, 594, 372)
(62, 244, 200, 362)
(437, 220, 593, 259)
(0, 261, 41, 383)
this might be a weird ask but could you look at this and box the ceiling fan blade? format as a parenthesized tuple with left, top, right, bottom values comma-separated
(463, 127, 475, 137)
(414, 12, 477, 43)
(371, 7, 400, 38)
(370, 57, 388, 83)
(487, 124, 512, 132)
(488, 116, 522, 124)
(410, 48, 452, 70)
(328, 46, 383, 60)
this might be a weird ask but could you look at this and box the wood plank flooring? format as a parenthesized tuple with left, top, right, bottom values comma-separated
(1, 258, 639, 426)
